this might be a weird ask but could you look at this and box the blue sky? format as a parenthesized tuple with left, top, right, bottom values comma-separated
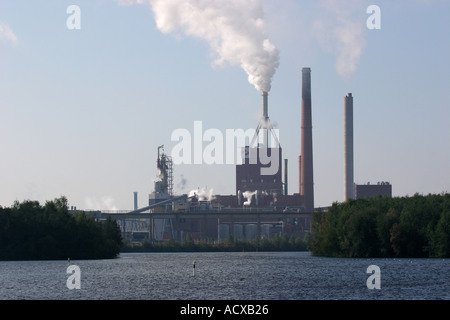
(1, 0, 449, 210)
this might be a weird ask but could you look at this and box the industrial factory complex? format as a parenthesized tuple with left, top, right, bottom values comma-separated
(99, 68, 392, 242)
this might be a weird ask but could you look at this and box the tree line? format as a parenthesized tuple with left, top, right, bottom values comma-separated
(0, 197, 122, 260)
(122, 233, 308, 253)
(309, 193, 450, 258)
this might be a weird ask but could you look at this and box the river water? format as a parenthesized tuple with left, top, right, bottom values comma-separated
(0, 251, 448, 300)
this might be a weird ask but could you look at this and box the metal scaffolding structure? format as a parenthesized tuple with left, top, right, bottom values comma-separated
(156, 145, 173, 197)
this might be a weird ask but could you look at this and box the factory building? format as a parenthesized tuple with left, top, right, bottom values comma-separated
(234, 68, 315, 211)
(235, 146, 283, 198)
(355, 182, 392, 199)
(234, 88, 302, 209)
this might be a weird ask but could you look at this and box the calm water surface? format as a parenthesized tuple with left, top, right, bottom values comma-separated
(0, 251, 448, 300)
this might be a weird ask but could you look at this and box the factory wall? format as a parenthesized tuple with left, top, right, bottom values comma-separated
(355, 183, 392, 199)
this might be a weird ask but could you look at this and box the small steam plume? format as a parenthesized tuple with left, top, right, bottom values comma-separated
(118, 0, 279, 93)
(85, 196, 118, 211)
(242, 190, 256, 206)
(189, 187, 215, 201)
(176, 174, 187, 191)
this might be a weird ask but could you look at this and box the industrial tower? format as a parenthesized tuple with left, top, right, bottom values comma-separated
(300, 67, 314, 212)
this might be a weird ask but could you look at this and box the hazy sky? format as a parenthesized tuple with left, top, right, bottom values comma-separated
(1, 0, 449, 210)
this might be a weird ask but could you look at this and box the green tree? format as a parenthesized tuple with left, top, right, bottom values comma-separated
(341, 208, 379, 257)
(0, 197, 122, 260)
(309, 193, 450, 258)
(376, 207, 399, 257)
(428, 212, 450, 257)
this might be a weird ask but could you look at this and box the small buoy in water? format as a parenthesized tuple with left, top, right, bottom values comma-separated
(192, 260, 196, 277)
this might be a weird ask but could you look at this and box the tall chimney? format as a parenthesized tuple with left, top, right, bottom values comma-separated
(262, 91, 269, 147)
(344, 93, 354, 201)
(262, 91, 268, 120)
(133, 191, 138, 210)
(298, 155, 301, 193)
(300, 67, 314, 212)
(284, 158, 288, 196)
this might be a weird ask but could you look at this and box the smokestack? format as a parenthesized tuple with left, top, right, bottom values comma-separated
(262, 91, 268, 120)
(262, 91, 269, 147)
(298, 155, 301, 193)
(134, 192, 138, 210)
(284, 159, 288, 196)
(300, 67, 314, 212)
(344, 93, 354, 201)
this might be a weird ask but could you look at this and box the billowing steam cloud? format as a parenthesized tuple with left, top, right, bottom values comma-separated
(118, 0, 279, 92)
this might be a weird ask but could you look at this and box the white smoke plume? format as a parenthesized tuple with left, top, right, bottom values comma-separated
(313, 0, 367, 78)
(0, 22, 18, 46)
(118, 0, 279, 92)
